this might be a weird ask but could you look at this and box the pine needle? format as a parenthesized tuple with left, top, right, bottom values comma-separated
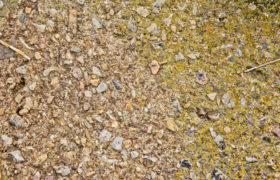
(0, 40, 31, 60)
(244, 58, 280, 73)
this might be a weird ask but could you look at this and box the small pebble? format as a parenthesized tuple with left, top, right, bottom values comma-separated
(210, 127, 226, 150)
(207, 93, 217, 101)
(9, 150, 25, 163)
(92, 17, 102, 29)
(112, 136, 124, 151)
(9, 114, 23, 128)
(137, 7, 150, 17)
(112, 80, 122, 90)
(175, 52, 185, 61)
(0, 1, 3, 9)
(92, 66, 102, 77)
(72, 67, 83, 79)
(96, 82, 108, 93)
(131, 151, 139, 159)
(71, 46, 81, 53)
(147, 23, 160, 34)
(196, 71, 208, 85)
(16, 66, 27, 74)
(245, 157, 257, 163)
(1, 134, 13, 146)
(99, 129, 112, 142)
(54, 165, 71, 176)
(84, 90, 92, 98)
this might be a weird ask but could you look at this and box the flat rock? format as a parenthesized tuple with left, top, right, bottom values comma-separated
(9, 150, 25, 163)
(112, 136, 124, 151)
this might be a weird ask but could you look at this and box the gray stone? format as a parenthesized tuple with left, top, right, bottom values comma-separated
(112, 136, 124, 151)
(99, 129, 112, 142)
(1, 134, 13, 146)
(112, 80, 122, 90)
(96, 82, 108, 93)
(92, 17, 102, 29)
(71, 46, 81, 53)
(9, 150, 25, 163)
(130, 151, 139, 159)
(245, 157, 257, 163)
(9, 114, 23, 128)
(16, 65, 27, 74)
(92, 66, 102, 77)
(210, 128, 226, 150)
(54, 165, 71, 176)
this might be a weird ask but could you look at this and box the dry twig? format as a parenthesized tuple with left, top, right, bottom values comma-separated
(244, 58, 280, 73)
(0, 40, 31, 60)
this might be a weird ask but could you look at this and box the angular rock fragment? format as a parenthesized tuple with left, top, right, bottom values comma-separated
(96, 82, 107, 93)
(9, 150, 25, 163)
(9, 114, 23, 128)
(99, 129, 112, 142)
(54, 165, 71, 176)
(210, 127, 226, 150)
(1, 134, 13, 146)
(112, 137, 124, 151)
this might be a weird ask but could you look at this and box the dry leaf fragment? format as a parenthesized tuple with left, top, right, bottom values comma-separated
(150, 60, 160, 75)
(167, 118, 179, 132)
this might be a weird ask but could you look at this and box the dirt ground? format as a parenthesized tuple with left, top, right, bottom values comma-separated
(1, 0, 280, 179)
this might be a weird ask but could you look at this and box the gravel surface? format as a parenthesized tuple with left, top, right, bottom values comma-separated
(1, 0, 280, 179)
